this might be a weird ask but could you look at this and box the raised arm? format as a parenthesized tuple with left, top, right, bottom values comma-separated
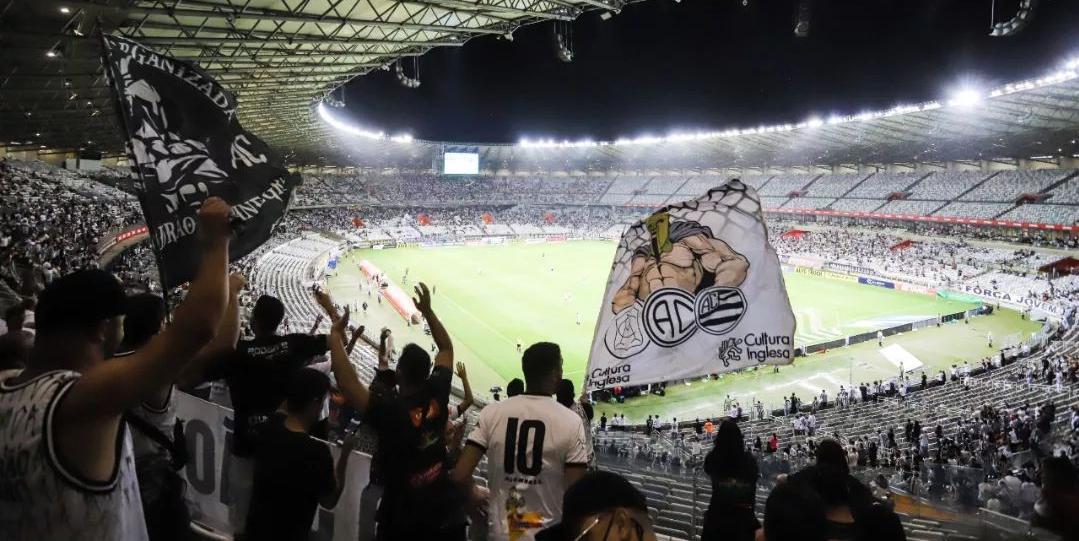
(176, 271, 245, 390)
(329, 307, 370, 414)
(378, 328, 393, 370)
(63, 198, 231, 420)
(308, 314, 324, 336)
(345, 325, 365, 355)
(54, 198, 231, 482)
(314, 288, 341, 325)
(455, 361, 473, 416)
(413, 282, 453, 369)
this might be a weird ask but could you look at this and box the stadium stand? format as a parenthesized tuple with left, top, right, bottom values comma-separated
(934, 202, 1016, 219)
(1001, 204, 1079, 225)
(806, 173, 872, 198)
(781, 197, 834, 209)
(877, 199, 947, 215)
(4, 157, 1078, 541)
(828, 197, 889, 212)
(1044, 174, 1079, 204)
(909, 171, 994, 201)
(757, 173, 819, 196)
(846, 172, 928, 198)
(960, 169, 1074, 202)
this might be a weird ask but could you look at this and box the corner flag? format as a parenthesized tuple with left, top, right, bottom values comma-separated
(586, 180, 796, 391)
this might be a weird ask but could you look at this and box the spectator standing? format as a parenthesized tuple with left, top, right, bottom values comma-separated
(245, 368, 360, 540)
(0, 198, 231, 539)
(788, 439, 884, 540)
(454, 342, 590, 541)
(701, 419, 760, 541)
(203, 288, 339, 535)
(761, 482, 828, 541)
(507, 377, 524, 398)
(365, 283, 465, 540)
(557, 379, 595, 468)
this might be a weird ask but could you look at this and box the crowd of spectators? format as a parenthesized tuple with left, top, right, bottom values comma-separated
(4, 159, 1079, 540)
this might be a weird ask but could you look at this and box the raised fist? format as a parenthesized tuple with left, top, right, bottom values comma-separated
(197, 197, 232, 240)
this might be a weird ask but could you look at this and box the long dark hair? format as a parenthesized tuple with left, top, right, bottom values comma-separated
(706, 418, 750, 479)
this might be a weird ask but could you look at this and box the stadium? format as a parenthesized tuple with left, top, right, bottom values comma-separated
(3, 1, 1079, 541)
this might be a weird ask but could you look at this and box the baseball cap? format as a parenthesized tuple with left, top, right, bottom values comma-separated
(536, 471, 649, 541)
(35, 269, 127, 333)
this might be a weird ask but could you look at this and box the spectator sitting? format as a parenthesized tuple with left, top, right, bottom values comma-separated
(701, 418, 760, 541)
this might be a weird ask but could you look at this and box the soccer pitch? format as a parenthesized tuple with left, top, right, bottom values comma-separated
(328, 241, 1042, 421)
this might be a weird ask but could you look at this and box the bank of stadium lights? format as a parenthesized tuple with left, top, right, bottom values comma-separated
(518, 104, 946, 148)
(316, 102, 412, 144)
(947, 88, 983, 109)
(513, 59, 1079, 149)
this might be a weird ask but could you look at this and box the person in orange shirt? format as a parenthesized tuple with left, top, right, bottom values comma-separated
(704, 419, 715, 435)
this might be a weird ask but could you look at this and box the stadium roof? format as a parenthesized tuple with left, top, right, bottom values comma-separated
(3, 2, 1078, 170)
(318, 67, 1079, 170)
(0, 0, 628, 155)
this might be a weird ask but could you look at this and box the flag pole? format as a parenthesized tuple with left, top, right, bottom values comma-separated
(97, 30, 172, 306)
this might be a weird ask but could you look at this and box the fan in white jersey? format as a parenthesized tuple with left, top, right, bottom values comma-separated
(0, 198, 232, 540)
(453, 342, 589, 541)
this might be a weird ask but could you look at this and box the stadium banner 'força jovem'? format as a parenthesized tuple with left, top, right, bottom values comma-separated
(586, 180, 796, 391)
(100, 35, 299, 288)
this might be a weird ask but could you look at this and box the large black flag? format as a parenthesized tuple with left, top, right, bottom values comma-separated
(100, 35, 300, 288)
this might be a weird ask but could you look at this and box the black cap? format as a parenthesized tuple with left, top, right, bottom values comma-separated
(35, 270, 127, 333)
(536, 471, 648, 541)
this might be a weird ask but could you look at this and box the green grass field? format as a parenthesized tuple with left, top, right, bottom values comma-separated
(327, 241, 1043, 422)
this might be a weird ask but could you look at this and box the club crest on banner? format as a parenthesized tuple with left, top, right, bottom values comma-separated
(587, 180, 796, 391)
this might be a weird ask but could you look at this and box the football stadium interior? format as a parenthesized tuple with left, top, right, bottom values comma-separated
(3, 1, 1079, 541)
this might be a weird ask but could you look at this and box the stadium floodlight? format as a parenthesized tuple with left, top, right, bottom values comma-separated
(947, 88, 982, 109)
(60, 6, 70, 13)
(318, 102, 408, 142)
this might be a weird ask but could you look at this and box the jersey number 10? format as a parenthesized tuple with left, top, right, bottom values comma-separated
(503, 418, 546, 476)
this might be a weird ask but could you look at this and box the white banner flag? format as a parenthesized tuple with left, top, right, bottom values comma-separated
(586, 180, 796, 391)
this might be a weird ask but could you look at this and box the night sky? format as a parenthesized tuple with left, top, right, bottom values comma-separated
(341, 0, 1079, 143)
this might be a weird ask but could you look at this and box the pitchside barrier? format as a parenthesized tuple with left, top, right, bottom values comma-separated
(176, 392, 373, 540)
(787, 263, 1063, 356)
